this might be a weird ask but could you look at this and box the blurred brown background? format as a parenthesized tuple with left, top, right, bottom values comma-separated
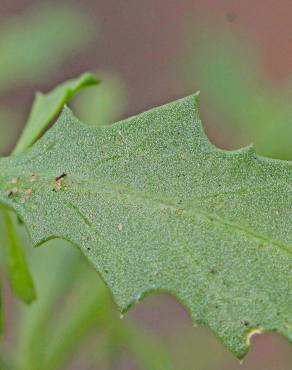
(0, 1, 291, 369)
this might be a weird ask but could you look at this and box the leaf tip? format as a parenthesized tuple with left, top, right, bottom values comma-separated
(79, 72, 101, 87)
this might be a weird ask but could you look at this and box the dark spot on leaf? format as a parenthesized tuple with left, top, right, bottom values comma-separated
(55, 173, 67, 190)
(7, 188, 18, 197)
(55, 173, 67, 182)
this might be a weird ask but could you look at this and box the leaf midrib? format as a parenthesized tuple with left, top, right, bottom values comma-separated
(1, 164, 290, 256)
(32, 172, 292, 256)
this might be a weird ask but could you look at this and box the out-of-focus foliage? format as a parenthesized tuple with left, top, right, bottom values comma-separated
(74, 71, 127, 127)
(3, 211, 36, 304)
(183, 31, 292, 160)
(13, 73, 99, 155)
(0, 4, 95, 93)
(14, 236, 173, 370)
(0, 109, 20, 155)
(0, 3, 96, 156)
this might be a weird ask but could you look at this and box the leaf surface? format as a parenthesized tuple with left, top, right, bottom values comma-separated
(13, 73, 99, 155)
(0, 95, 291, 358)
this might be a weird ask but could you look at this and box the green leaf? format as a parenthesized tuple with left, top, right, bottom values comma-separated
(13, 73, 99, 155)
(0, 72, 98, 320)
(3, 211, 36, 304)
(15, 240, 87, 370)
(0, 95, 291, 358)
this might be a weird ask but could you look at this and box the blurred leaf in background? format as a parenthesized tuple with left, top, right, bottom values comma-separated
(0, 109, 21, 154)
(182, 29, 292, 160)
(14, 235, 173, 370)
(0, 3, 96, 155)
(0, 4, 95, 93)
(13, 73, 99, 155)
(74, 71, 127, 127)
